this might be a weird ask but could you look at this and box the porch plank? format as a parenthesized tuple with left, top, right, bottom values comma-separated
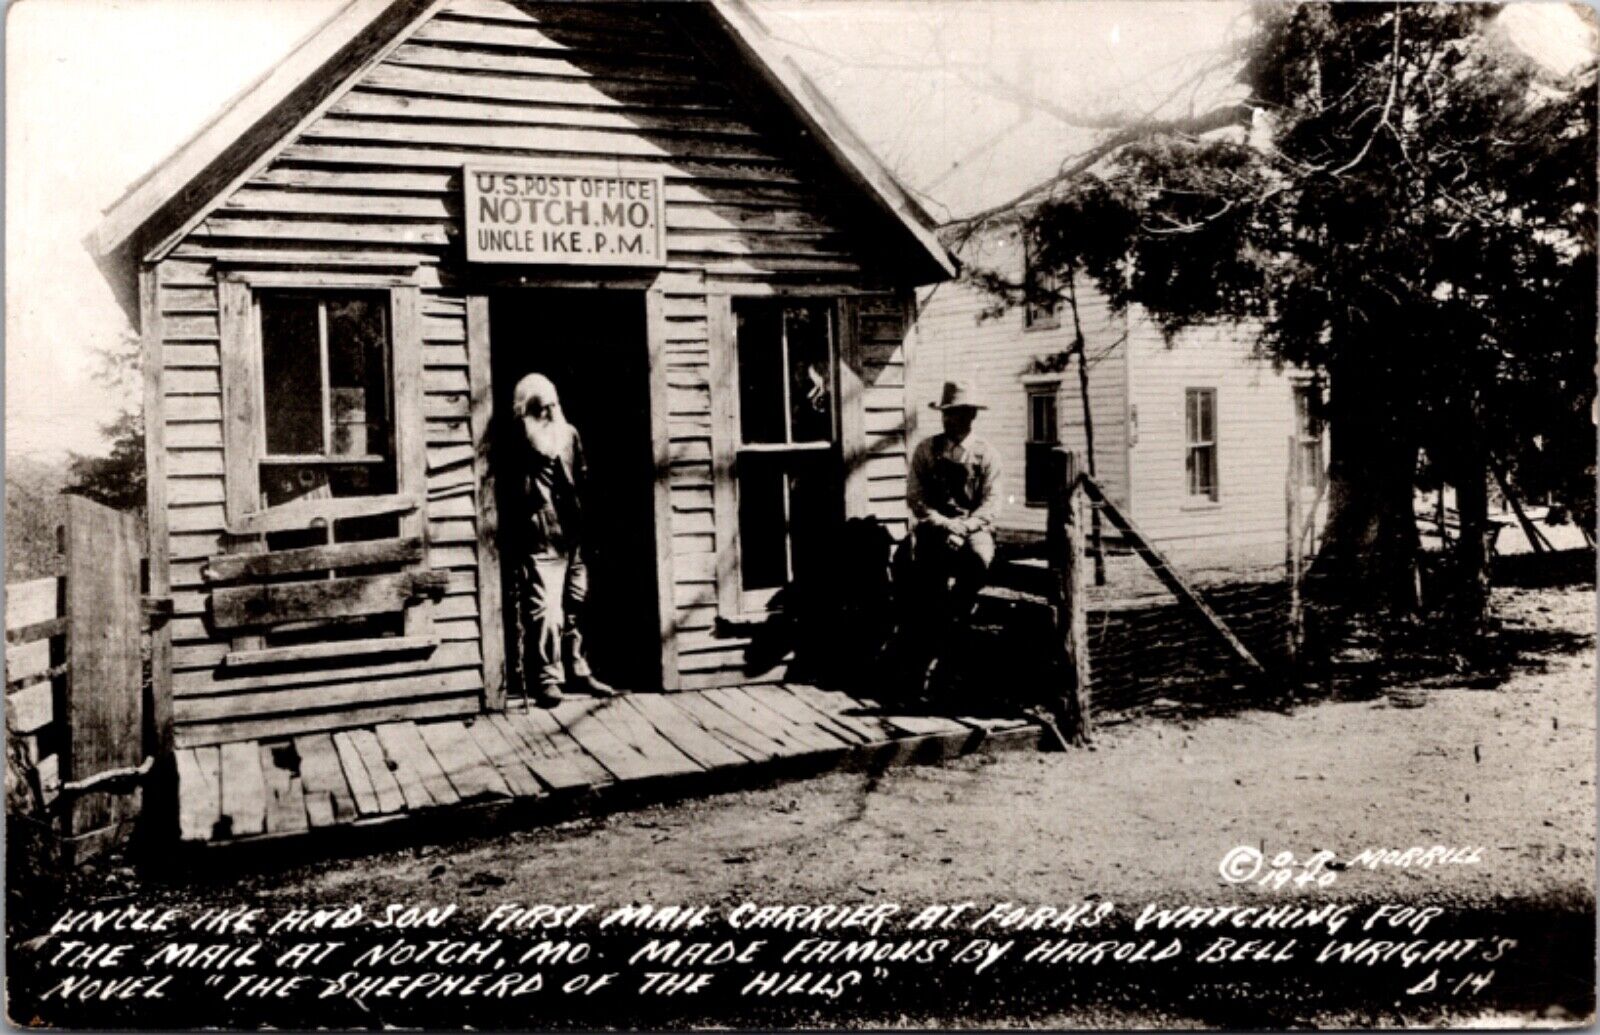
(295, 733, 358, 823)
(678, 691, 798, 760)
(485, 712, 596, 791)
(259, 743, 309, 835)
(705, 688, 836, 754)
(175, 747, 221, 842)
(375, 721, 457, 806)
(463, 718, 543, 798)
(876, 712, 970, 739)
(747, 686, 861, 747)
(624, 694, 746, 769)
(218, 740, 267, 838)
(371, 723, 436, 810)
(701, 688, 822, 757)
(501, 708, 614, 789)
(545, 699, 657, 781)
(332, 731, 384, 815)
(565, 698, 696, 780)
(588, 697, 704, 776)
(348, 729, 408, 814)
(303, 791, 335, 827)
(662, 694, 774, 764)
(785, 684, 896, 743)
(416, 720, 512, 800)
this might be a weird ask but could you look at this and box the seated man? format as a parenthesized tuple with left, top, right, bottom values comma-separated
(900, 380, 1001, 693)
(508, 373, 619, 707)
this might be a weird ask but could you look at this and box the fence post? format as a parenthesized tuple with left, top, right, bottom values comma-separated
(1044, 448, 1091, 748)
(62, 496, 145, 865)
(1286, 436, 1303, 665)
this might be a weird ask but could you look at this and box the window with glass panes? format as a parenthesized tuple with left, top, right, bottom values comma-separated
(1185, 388, 1218, 501)
(256, 292, 404, 641)
(1024, 385, 1059, 506)
(732, 299, 842, 609)
(1293, 384, 1323, 490)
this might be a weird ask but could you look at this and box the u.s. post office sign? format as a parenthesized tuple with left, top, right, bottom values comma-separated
(463, 162, 666, 267)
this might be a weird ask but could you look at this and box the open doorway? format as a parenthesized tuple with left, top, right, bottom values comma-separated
(490, 289, 660, 692)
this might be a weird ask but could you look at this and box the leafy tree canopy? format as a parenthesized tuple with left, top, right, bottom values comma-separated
(967, 2, 1596, 621)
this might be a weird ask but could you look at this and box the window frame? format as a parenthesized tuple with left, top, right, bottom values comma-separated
(1023, 381, 1061, 508)
(708, 290, 851, 623)
(213, 270, 430, 658)
(1022, 234, 1061, 332)
(728, 297, 841, 614)
(255, 290, 396, 466)
(1184, 387, 1220, 504)
(219, 271, 425, 533)
(1292, 382, 1324, 491)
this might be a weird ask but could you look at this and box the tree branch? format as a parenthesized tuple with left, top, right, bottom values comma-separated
(945, 102, 1255, 240)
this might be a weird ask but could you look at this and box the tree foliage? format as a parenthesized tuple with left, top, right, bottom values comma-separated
(971, 2, 1596, 624)
(64, 329, 146, 514)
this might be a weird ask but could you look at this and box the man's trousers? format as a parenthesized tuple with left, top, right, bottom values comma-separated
(512, 548, 594, 695)
(900, 523, 996, 681)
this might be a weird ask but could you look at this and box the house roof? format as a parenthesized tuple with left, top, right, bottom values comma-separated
(88, 0, 956, 315)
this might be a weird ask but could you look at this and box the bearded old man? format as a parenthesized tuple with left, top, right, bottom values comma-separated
(509, 373, 619, 706)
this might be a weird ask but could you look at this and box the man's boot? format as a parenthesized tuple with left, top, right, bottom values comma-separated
(568, 671, 621, 698)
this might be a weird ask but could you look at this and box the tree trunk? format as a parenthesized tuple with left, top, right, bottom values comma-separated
(1309, 361, 1422, 617)
(1451, 448, 1493, 634)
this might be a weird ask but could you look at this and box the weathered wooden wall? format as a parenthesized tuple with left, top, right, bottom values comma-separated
(152, 0, 914, 745)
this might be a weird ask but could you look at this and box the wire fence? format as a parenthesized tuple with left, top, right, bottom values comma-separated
(950, 449, 1324, 732)
(1079, 540, 1294, 721)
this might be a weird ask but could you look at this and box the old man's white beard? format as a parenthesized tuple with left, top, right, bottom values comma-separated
(524, 416, 575, 460)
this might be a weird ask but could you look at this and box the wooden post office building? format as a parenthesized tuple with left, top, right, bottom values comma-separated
(91, 0, 955, 753)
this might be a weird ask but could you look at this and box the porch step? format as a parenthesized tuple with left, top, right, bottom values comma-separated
(173, 686, 1038, 846)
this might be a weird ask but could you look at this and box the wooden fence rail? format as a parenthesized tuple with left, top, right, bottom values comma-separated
(6, 574, 68, 807)
(5, 496, 150, 864)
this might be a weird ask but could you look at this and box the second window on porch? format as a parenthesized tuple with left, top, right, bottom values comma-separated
(732, 300, 840, 602)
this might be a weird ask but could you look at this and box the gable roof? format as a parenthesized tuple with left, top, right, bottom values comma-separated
(88, 0, 956, 315)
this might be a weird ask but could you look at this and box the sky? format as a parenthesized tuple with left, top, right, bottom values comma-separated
(5, 0, 1595, 461)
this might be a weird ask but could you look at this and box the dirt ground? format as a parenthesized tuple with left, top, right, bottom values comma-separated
(232, 582, 1593, 913)
(10, 580, 1595, 1028)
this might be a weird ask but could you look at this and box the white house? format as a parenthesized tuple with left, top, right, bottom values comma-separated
(908, 224, 1326, 570)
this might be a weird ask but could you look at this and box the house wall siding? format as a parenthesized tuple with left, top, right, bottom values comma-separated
(1124, 307, 1296, 568)
(153, 0, 915, 745)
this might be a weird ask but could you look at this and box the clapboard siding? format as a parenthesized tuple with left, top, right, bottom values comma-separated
(147, 0, 927, 734)
(910, 230, 1130, 536)
(1124, 308, 1297, 564)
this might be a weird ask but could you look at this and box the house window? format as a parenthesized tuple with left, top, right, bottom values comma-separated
(732, 299, 840, 607)
(257, 292, 398, 549)
(1293, 384, 1324, 490)
(1023, 235, 1061, 331)
(1185, 388, 1219, 502)
(1024, 385, 1059, 506)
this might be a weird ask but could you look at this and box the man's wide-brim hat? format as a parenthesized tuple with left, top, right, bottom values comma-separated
(930, 380, 987, 411)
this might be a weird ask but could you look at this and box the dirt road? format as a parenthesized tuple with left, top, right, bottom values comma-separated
(10, 582, 1594, 1028)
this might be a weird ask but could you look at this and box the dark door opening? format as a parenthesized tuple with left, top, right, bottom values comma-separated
(490, 289, 660, 692)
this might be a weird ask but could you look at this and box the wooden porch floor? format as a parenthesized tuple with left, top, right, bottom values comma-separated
(173, 685, 1038, 845)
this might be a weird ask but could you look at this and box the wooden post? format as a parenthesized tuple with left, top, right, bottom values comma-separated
(62, 496, 145, 864)
(1043, 448, 1090, 748)
(139, 266, 172, 757)
(1490, 459, 1553, 556)
(465, 294, 506, 709)
(1064, 275, 1106, 587)
(1286, 436, 1303, 666)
